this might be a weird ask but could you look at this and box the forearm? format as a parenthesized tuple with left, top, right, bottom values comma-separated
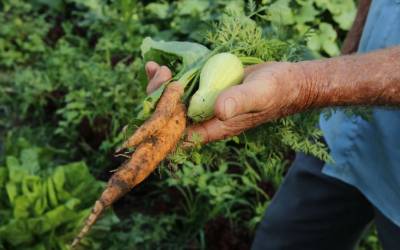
(298, 46, 400, 108)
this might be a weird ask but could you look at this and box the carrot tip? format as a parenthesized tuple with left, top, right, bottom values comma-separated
(71, 200, 105, 249)
(70, 238, 80, 249)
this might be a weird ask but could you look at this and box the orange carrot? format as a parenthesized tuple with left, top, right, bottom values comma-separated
(118, 83, 184, 151)
(71, 102, 186, 248)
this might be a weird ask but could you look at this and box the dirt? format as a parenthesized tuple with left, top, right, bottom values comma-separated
(205, 217, 253, 250)
(78, 116, 110, 150)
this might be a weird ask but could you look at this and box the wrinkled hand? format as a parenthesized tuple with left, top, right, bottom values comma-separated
(145, 61, 307, 144)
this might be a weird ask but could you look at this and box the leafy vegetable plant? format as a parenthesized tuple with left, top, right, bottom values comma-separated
(0, 137, 118, 250)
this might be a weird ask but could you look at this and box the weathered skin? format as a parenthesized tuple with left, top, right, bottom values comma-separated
(231, 46, 400, 124)
(298, 46, 400, 109)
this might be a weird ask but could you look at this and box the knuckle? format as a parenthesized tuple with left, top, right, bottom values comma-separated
(221, 119, 243, 137)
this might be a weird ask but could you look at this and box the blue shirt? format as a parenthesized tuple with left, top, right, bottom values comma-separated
(320, 0, 400, 227)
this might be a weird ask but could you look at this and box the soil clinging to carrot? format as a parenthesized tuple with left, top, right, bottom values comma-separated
(72, 83, 186, 248)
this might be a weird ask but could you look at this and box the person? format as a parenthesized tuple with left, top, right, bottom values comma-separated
(144, 0, 400, 249)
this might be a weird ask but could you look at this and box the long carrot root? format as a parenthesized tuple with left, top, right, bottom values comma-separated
(116, 82, 184, 151)
(71, 84, 186, 248)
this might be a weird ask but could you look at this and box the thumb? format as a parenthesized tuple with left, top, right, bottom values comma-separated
(214, 80, 273, 121)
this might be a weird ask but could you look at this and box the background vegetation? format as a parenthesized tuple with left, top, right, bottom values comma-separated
(0, 0, 381, 249)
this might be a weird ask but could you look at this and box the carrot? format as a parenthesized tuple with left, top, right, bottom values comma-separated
(117, 82, 184, 152)
(71, 100, 186, 248)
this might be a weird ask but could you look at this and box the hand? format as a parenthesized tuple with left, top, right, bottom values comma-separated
(145, 61, 308, 144)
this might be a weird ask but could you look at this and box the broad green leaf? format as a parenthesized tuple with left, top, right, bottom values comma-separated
(225, 0, 245, 13)
(267, 0, 294, 25)
(64, 198, 80, 210)
(6, 182, 18, 204)
(319, 22, 339, 56)
(13, 195, 32, 219)
(145, 3, 170, 19)
(177, 0, 209, 16)
(314, 0, 331, 9)
(21, 175, 42, 203)
(322, 39, 340, 57)
(7, 156, 26, 183)
(0, 141, 118, 248)
(33, 196, 48, 216)
(62, 162, 102, 206)
(140, 37, 210, 68)
(39, 200, 79, 234)
(314, 0, 356, 30)
(46, 178, 59, 208)
(333, 7, 356, 30)
(307, 33, 321, 51)
(307, 22, 340, 56)
(68, 0, 105, 21)
(294, 3, 319, 24)
(52, 167, 66, 196)
(0, 219, 33, 246)
(294, 23, 311, 35)
(62, 162, 91, 188)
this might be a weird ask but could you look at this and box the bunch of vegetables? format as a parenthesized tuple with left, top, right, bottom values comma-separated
(72, 12, 312, 246)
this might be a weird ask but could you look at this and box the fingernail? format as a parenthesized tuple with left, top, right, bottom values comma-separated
(224, 98, 236, 119)
(153, 68, 160, 80)
(146, 69, 153, 81)
(147, 70, 160, 93)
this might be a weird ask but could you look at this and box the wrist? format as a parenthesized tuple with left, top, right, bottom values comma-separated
(289, 61, 323, 112)
(295, 58, 346, 109)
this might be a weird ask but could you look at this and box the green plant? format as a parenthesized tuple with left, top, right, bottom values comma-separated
(358, 228, 382, 250)
(102, 213, 178, 250)
(260, 0, 357, 56)
(0, 0, 149, 172)
(0, 137, 118, 250)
